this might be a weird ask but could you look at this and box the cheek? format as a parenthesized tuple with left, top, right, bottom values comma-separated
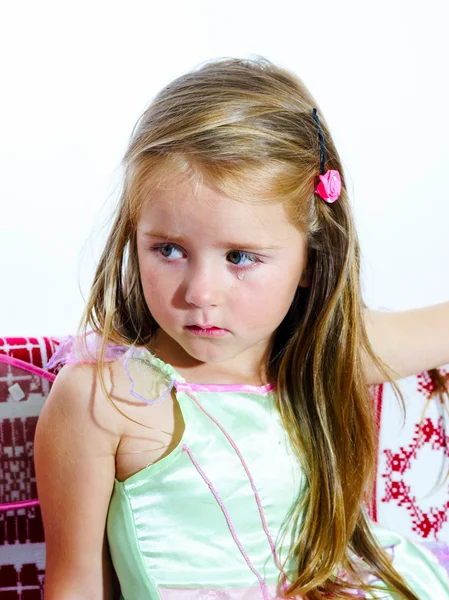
(233, 268, 299, 323)
(138, 258, 174, 311)
(257, 263, 301, 301)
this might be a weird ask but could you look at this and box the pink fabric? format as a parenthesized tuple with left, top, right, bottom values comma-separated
(158, 583, 368, 599)
(45, 332, 129, 371)
(0, 354, 56, 382)
(315, 170, 341, 203)
(421, 541, 449, 574)
(175, 381, 275, 396)
(158, 584, 284, 599)
(0, 499, 40, 511)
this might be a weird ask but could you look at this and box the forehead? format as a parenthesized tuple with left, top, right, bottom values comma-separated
(137, 176, 306, 248)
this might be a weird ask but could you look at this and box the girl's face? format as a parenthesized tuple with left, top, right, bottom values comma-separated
(136, 175, 309, 378)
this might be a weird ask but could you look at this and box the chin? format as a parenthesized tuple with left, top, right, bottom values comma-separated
(185, 346, 231, 365)
(180, 339, 240, 365)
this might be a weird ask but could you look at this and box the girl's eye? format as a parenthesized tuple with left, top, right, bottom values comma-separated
(152, 244, 261, 269)
(227, 250, 259, 267)
(154, 243, 184, 260)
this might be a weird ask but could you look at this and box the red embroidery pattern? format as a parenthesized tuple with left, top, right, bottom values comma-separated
(416, 370, 449, 402)
(381, 369, 449, 540)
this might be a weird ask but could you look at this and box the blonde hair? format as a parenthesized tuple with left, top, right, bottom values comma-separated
(80, 56, 423, 598)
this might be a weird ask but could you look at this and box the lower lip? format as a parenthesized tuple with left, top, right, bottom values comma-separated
(185, 326, 228, 338)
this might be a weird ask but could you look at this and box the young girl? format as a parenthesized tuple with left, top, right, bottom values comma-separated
(34, 56, 449, 599)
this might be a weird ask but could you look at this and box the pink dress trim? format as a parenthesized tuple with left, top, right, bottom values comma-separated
(0, 353, 56, 382)
(182, 443, 271, 600)
(183, 389, 288, 594)
(0, 499, 40, 511)
(175, 381, 275, 396)
(44, 333, 129, 370)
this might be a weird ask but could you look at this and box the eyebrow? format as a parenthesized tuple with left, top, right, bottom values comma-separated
(140, 230, 283, 251)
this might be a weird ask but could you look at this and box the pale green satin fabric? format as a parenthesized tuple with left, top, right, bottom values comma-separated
(106, 350, 449, 599)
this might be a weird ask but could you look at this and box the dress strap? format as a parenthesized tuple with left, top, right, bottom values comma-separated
(44, 332, 130, 370)
(45, 332, 185, 406)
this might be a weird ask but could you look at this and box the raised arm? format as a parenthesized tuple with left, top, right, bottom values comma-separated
(363, 301, 449, 384)
(34, 362, 122, 599)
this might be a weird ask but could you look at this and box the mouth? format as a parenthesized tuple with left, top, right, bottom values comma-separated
(184, 324, 229, 338)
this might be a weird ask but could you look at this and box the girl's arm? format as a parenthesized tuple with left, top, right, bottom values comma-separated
(363, 301, 449, 384)
(34, 362, 122, 600)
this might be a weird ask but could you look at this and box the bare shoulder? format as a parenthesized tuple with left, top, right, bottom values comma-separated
(39, 355, 124, 422)
(34, 360, 124, 599)
(107, 352, 185, 483)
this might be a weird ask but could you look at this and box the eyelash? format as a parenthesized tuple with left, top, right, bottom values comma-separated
(151, 243, 262, 271)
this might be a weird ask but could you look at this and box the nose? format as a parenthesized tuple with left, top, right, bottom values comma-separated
(184, 261, 222, 308)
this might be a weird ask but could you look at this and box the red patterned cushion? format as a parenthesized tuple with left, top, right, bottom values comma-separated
(0, 337, 59, 600)
(371, 367, 449, 542)
(0, 337, 59, 371)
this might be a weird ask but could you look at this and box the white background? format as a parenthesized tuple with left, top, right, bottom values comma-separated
(1, 0, 448, 337)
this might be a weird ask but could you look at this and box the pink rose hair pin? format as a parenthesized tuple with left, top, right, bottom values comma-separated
(312, 108, 341, 203)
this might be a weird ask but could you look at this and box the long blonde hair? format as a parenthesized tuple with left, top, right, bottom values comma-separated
(80, 56, 423, 598)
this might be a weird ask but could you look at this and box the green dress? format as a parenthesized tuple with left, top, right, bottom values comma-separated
(48, 336, 449, 599)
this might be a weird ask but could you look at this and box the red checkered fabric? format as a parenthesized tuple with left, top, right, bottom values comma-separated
(0, 338, 59, 371)
(0, 338, 59, 599)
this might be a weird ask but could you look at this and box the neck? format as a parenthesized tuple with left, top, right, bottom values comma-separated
(148, 329, 271, 386)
